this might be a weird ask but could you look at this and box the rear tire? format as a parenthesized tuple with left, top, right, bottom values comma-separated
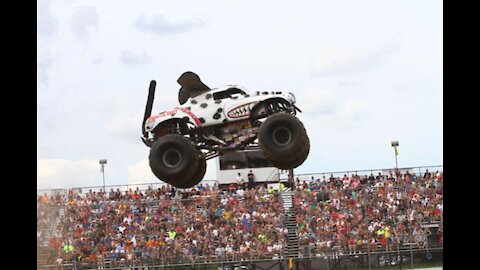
(258, 113, 310, 169)
(149, 134, 199, 187)
(174, 153, 206, 189)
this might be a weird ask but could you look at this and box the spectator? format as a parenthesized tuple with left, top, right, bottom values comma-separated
(236, 172, 245, 189)
(248, 170, 255, 189)
(413, 225, 427, 249)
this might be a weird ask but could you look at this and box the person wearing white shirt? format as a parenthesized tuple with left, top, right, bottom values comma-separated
(236, 173, 244, 188)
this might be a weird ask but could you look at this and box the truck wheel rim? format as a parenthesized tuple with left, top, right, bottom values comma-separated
(272, 126, 292, 146)
(162, 149, 182, 168)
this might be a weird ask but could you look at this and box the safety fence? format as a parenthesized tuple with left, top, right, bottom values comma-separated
(37, 245, 443, 270)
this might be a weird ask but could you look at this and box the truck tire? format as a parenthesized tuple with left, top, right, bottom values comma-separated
(270, 135, 310, 169)
(258, 113, 310, 167)
(174, 153, 206, 189)
(149, 134, 199, 186)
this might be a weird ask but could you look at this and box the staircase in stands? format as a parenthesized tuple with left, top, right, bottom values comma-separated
(281, 189, 299, 258)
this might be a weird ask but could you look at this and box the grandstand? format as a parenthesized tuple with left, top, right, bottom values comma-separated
(37, 166, 443, 270)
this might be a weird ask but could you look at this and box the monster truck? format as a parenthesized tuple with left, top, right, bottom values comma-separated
(141, 71, 310, 188)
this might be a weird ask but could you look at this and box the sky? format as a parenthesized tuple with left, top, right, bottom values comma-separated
(37, 0, 443, 190)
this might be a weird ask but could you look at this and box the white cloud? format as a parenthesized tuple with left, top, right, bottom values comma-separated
(295, 85, 370, 131)
(310, 41, 397, 76)
(337, 100, 369, 123)
(298, 88, 336, 115)
(135, 14, 206, 35)
(37, 41, 53, 84)
(37, 159, 103, 190)
(127, 159, 157, 184)
(106, 112, 142, 143)
(37, 0, 57, 37)
(71, 6, 99, 40)
(301, 98, 369, 132)
(120, 50, 150, 66)
(92, 57, 102, 65)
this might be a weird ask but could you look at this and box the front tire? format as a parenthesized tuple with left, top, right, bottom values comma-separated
(269, 136, 310, 169)
(258, 113, 310, 169)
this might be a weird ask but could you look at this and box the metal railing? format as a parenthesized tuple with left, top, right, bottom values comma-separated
(37, 165, 442, 197)
(37, 179, 220, 198)
(285, 165, 443, 182)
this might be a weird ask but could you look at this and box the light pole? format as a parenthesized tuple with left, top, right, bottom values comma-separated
(391, 141, 399, 169)
(99, 159, 107, 193)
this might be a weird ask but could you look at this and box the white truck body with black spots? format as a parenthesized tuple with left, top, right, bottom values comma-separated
(144, 85, 297, 133)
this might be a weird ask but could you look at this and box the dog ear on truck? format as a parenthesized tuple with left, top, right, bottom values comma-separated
(177, 71, 210, 105)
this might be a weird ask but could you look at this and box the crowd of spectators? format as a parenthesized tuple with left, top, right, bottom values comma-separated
(38, 184, 286, 268)
(37, 192, 64, 246)
(293, 170, 443, 257)
(37, 168, 443, 267)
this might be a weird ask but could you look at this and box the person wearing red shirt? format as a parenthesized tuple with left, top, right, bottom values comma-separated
(348, 237, 356, 254)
